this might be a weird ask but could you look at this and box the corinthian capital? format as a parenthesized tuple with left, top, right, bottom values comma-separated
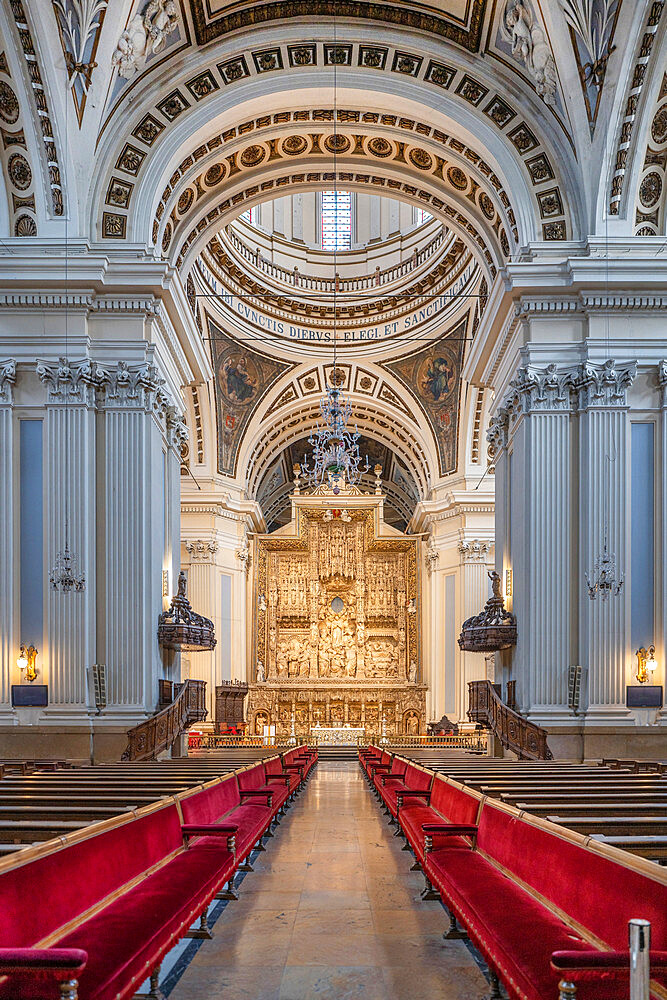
(458, 539, 493, 563)
(97, 361, 164, 411)
(575, 360, 636, 409)
(37, 357, 101, 405)
(0, 359, 16, 403)
(486, 411, 509, 459)
(509, 363, 575, 413)
(185, 539, 219, 563)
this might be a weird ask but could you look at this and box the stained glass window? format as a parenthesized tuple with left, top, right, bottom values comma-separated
(321, 191, 352, 251)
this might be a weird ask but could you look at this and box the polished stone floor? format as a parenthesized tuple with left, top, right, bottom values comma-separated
(169, 761, 488, 1000)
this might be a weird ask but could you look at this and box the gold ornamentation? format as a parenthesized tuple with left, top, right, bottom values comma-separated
(248, 501, 422, 737)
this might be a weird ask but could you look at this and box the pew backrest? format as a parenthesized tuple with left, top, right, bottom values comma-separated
(430, 775, 483, 826)
(476, 799, 667, 951)
(179, 774, 241, 826)
(0, 800, 182, 948)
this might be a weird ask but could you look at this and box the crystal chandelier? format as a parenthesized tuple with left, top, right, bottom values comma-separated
(585, 530, 623, 601)
(50, 541, 85, 593)
(301, 383, 369, 492)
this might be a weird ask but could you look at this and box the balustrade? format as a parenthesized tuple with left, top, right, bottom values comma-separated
(121, 679, 207, 761)
(468, 680, 553, 760)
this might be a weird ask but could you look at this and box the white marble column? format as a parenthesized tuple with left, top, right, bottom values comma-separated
(489, 365, 575, 721)
(0, 362, 16, 715)
(577, 362, 635, 720)
(458, 540, 494, 721)
(37, 359, 97, 715)
(184, 539, 219, 724)
(98, 363, 183, 718)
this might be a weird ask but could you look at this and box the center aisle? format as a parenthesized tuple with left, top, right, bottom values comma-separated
(170, 761, 487, 1000)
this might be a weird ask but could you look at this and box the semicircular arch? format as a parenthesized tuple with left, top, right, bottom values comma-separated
(238, 368, 442, 500)
(90, 46, 583, 255)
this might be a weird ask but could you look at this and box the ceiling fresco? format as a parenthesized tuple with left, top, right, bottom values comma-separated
(384, 313, 467, 476)
(208, 315, 295, 475)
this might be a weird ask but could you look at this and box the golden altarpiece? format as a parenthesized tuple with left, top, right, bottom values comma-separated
(247, 483, 425, 740)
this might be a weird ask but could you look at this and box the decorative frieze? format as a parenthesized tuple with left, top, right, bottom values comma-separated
(0, 359, 16, 403)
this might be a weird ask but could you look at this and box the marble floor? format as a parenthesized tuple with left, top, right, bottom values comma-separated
(168, 761, 489, 1000)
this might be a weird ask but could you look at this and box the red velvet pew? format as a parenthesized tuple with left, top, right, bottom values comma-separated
(180, 770, 274, 870)
(0, 800, 236, 1000)
(377, 760, 432, 819)
(397, 773, 481, 864)
(424, 798, 667, 999)
(238, 760, 290, 814)
(264, 754, 300, 795)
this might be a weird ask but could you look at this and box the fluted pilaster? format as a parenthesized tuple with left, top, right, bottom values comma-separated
(38, 360, 97, 711)
(0, 362, 16, 711)
(185, 539, 219, 722)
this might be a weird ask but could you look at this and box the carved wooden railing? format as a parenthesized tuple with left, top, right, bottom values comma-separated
(468, 680, 553, 761)
(121, 679, 207, 761)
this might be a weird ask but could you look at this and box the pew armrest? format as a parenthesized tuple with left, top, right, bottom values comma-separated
(0, 947, 88, 984)
(551, 950, 667, 976)
(423, 824, 478, 852)
(381, 772, 406, 785)
(240, 790, 273, 806)
(265, 775, 291, 785)
(181, 824, 237, 852)
(396, 790, 431, 810)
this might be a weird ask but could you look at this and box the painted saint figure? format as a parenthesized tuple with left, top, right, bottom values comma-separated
(422, 356, 454, 401)
(223, 355, 256, 403)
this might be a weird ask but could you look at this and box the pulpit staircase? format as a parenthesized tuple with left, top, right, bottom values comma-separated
(467, 680, 553, 760)
(121, 679, 207, 761)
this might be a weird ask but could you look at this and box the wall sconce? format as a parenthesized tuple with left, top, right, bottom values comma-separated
(505, 569, 513, 599)
(17, 644, 38, 683)
(635, 645, 658, 684)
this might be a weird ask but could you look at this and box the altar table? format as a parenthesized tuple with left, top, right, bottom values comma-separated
(310, 725, 365, 745)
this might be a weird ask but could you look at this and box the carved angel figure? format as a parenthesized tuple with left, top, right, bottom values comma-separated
(111, 14, 148, 78)
(112, 1, 178, 79)
(144, 0, 178, 55)
(504, 0, 557, 104)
